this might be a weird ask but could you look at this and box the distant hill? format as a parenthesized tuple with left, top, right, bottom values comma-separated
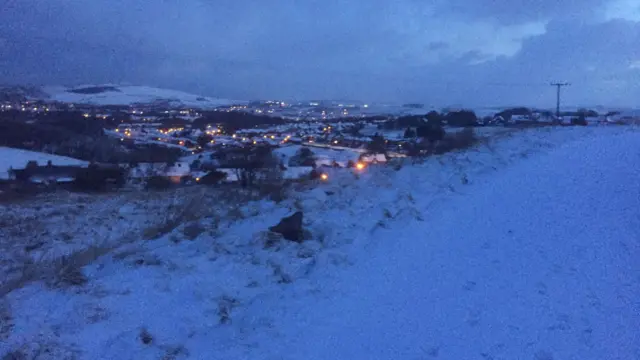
(42, 85, 246, 108)
(0, 85, 246, 109)
(0, 85, 49, 102)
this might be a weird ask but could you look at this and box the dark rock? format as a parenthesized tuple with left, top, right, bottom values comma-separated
(139, 328, 153, 345)
(269, 211, 304, 242)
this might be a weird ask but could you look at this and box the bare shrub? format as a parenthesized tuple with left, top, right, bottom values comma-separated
(217, 296, 239, 324)
(269, 262, 293, 284)
(1, 349, 25, 360)
(225, 206, 245, 222)
(390, 159, 404, 171)
(434, 127, 478, 154)
(49, 259, 88, 288)
(143, 190, 212, 240)
(258, 182, 288, 203)
(161, 345, 190, 360)
(255, 155, 288, 202)
(254, 230, 283, 249)
(0, 301, 12, 341)
(182, 221, 206, 240)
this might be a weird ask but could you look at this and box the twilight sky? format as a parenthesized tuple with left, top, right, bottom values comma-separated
(1, 0, 639, 107)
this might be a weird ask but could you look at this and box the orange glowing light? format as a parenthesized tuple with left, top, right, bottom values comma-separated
(356, 162, 366, 170)
(320, 173, 329, 181)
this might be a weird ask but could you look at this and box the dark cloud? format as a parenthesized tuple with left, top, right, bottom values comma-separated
(0, 0, 638, 107)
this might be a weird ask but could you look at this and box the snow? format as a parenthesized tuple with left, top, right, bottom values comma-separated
(271, 131, 640, 360)
(43, 85, 245, 109)
(1, 126, 639, 359)
(0, 147, 88, 179)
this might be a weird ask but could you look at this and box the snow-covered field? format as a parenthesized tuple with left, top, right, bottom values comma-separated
(43, 85, 244, 108)
(1, 126, 639, 359)
(0, 147, 88, 180)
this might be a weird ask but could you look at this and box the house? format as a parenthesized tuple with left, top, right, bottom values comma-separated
(9, 161, 82, 186)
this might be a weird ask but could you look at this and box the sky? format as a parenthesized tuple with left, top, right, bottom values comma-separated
(1, 0, 639, 108)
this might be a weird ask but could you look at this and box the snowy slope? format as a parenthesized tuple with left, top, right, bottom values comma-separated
(43, 85, 245, 108)
(1, 126, 639, 359)
(0, 147, 88, 179)
(270, 132, 640, 360)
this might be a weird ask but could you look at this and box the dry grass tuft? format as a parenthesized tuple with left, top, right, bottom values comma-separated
(225, 206, 245, 222)
(1, 337, 79, 360)
(161, 345, 190, 360)
(142, 191, 213, 240)
(255, 230, 284, 249)
(217, 296, 239, 324)
(269, 262, 293, 284)
(258, 182, 288, 203)
(182, 221, 206, 241)
(0, 300, 13, 341)
(0, 245, 114, 297)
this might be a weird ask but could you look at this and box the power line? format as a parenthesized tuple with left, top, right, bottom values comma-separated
(550, 82, 570, 119)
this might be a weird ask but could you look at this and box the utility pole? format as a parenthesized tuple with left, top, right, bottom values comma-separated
(550, 82, 570, 120)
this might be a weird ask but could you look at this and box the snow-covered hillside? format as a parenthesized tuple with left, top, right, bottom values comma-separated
(274, 131, 640, 360)
(42, 85, 245, 108)
(0, 147, 88, 180)
(1, 126, 638, 359)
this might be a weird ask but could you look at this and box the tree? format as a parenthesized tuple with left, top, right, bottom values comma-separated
(577, 108, 598, 118)
(405, 143, 423, 157)
(346, 123, 365, 136)
(381, 120, 396, 130)
(425, 111, 443, 126)
(226, 145, 277, 188)
(199, 169, 227, 185)
(197, 134, 214, 148)
(445, 110, 478, 127)
(366, 133, 387, 155)
(403, 127, 416, 138)
(416, 123, 445, 143)
(571, 115, 588, 126)
(288, 147, 316, 167)
(396, 115, 425, 128)
(480, 116, 493, 126)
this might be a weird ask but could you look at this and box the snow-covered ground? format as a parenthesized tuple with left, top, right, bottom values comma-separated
(43, 85, 245, 108)
(0, 147, 88, 180)
(1, 126, 639, 359)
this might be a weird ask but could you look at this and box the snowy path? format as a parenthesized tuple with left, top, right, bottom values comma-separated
(267, 132, 640, 359)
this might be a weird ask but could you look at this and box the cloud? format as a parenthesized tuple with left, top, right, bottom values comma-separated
(0, 0, 638, 107)
(430, 0, 610, 23)
(605, 0, 640, 21)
